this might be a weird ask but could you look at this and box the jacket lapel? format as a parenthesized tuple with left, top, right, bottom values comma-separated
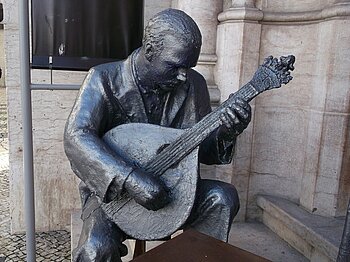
(160, 83, 189, 127)
(112, 60, 148, 124)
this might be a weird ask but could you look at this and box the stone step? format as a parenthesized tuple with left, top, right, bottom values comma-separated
(257, 195, 345, 262)
(229, 222, 308, 262)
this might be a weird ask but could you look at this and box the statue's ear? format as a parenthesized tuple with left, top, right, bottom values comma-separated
(144, 43, 154, 62)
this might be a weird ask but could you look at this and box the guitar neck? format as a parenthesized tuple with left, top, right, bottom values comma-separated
(143, 82, 259, 176)
(143, 55, 295, 176)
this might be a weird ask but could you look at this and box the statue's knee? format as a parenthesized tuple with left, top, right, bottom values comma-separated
(73, 242, 99, 262)
(75, 207, 125, 262)
(73, 235, 123, 262)
(208, 183, 240, 215)
(74, 229, 102, 260)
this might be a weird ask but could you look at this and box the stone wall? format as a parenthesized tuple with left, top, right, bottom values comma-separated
(216, 0, 350, 220)
(0, 26, 5, 88)
(7, 71, 84, 232)
(3, 0, 350, 232)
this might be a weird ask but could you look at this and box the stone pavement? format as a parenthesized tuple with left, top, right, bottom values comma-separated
(0, 87, 71, 261)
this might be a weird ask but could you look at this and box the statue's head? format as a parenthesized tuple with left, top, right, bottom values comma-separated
(141, 9, 202, 91)
(143, 9, 202, 58)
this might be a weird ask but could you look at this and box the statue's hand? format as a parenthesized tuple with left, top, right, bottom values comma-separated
(124, 168, 170, 211)
(218, 97, 251, 140)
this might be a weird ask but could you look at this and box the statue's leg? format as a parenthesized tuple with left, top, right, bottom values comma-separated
(73, 183, 128, 262)
(184, 179, 240, 242)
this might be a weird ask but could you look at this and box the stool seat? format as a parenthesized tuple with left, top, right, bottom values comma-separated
(133, 236, 171, 258)
(132, 229, 270, 262)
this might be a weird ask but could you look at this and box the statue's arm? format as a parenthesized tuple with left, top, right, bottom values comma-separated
(199, 128, 236, 165)
(64, 68, 169, 209)
(64, 69, 133, 203)
(188, 71, 236, 165)
(199, 97, 251, 164)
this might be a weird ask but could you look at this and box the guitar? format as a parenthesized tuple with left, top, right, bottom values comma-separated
(101, 55, 295, 240)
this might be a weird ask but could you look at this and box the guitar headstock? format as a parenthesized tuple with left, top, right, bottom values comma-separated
(252, 55, 295, 93)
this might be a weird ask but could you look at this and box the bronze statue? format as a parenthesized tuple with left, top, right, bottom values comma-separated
(64, 8, 295, 261)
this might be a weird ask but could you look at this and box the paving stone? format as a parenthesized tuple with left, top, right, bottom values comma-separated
(0, 89, 70, 261)
(0, 155, 71, 261)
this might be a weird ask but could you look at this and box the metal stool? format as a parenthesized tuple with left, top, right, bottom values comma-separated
(133, 235, 172, 258)
(133, 240, 146, 258)
(337, 199, 350, 262)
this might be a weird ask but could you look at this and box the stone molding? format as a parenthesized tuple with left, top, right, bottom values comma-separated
(197, 53, 217, 65)
(218, 7, 263, 23)
(263, 3, 350, 23)
(219, 3, 350, 23)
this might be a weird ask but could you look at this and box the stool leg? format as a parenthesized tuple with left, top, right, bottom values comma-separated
(133, 240, 146, 258)
(337, 199, 350, 262)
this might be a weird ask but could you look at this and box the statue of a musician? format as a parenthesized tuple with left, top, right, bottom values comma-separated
(64, 9, 251, 261)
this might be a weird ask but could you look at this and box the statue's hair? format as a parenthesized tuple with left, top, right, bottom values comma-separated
(143, 9, 202, 55)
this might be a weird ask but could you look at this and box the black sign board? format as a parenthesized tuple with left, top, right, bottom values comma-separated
(31, 0, 144, 70)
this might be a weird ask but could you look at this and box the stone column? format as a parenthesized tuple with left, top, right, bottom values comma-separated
(215, 1, 263, 100)
(231, 0, 255, 7)
(215, 0, 263, 221)
(172, 0, 223, 105)
(144, 0, 172, 25)
(300, 1, 350, 217)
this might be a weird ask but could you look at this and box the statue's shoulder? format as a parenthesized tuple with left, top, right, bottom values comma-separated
(82, 61, 126, 93)
(188, 68, 206, 84)
(187, 69, 207, 91)
(89, 61, 123, 78)
(186, 69, 211, 107)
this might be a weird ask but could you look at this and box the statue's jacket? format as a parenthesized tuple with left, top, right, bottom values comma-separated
(64, 51, 235, 204)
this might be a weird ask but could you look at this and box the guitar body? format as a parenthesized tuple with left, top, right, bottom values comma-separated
(101, 123, 199, 240)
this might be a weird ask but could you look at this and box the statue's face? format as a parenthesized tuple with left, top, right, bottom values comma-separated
(150, 34, 200, 92)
